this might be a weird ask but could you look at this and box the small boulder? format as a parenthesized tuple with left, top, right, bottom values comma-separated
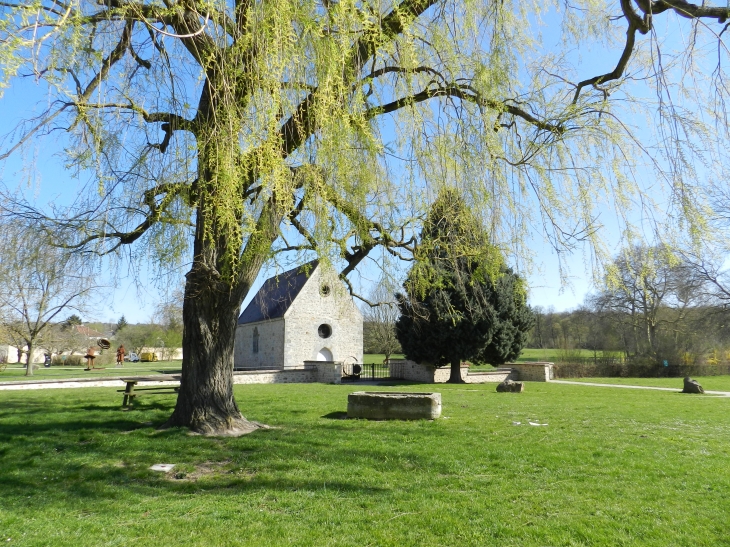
(496, 379, 524, 393)
(682, 376, 704, 394)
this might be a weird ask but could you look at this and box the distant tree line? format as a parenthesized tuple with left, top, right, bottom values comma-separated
(528, 244, 730, 366)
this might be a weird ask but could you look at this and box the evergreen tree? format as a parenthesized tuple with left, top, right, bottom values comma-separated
(475, 268, 535, 366)
(114, 315, 128, 334)
(396, 189, 502, 383)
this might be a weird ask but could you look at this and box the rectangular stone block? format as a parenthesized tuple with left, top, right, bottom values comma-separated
(347, 391, 442, 420)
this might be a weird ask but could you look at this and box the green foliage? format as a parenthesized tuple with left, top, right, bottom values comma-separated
(474, 268, 535, 366)
(114, 315, 128, 334)
(396, 188, 531, 368)
(115, 324, 160, 355)
(62, 315, 83, 330)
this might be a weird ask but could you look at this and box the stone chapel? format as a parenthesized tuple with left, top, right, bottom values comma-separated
(234, 261, 363, 369)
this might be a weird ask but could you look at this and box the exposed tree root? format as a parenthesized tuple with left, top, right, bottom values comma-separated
(160, 412, 270, 437)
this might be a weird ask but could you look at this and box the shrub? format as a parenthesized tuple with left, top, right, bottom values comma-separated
(52, 355, 83, 366)
(552, 360, 730, 379)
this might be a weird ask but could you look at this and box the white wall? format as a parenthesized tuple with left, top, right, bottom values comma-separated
(283, 267, 363, 369)
(0, 345, 46, 363)
(234, 319, 285, 369)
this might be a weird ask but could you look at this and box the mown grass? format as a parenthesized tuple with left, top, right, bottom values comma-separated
(565, 376, 730, 392)
(516, 348, 597, 362)
(1, 382, 729, 546)
(363, 348, 575, 367)
(0, 361, 182, 382)
(1, 350, 555, 382)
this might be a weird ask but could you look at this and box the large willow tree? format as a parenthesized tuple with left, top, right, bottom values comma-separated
(1, 0, 729, 434)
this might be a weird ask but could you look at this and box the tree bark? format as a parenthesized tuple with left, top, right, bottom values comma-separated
(24, 341, 33, 377)
(162, 270, 260, 435)
(448, 357, 465, 383)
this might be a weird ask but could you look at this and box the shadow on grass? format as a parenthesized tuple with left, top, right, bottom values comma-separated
(0, 422, 394, 507)
(0, 387, 437, 512)
(321, 411, 348, 419)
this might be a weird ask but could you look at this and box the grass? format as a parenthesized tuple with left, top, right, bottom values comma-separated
(1, 382, 730, 546)
(362, 349, 598, 367)
(0, 350, 573, 381)
(0, 361, 182, 382)
(515, 348, 598, 362)
(362, 354, 405, 364)
(565, 376, 730, 392)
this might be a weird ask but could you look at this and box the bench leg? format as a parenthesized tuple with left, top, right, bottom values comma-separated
(122, 383, 137, 407)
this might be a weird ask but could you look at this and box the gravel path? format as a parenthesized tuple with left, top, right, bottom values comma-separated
(552, 380, 730, 397)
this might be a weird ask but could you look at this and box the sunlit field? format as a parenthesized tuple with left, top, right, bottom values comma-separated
(1, 381, 728, 546)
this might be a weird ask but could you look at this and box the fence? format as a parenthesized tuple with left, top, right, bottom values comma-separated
(342, 361, 391, 381)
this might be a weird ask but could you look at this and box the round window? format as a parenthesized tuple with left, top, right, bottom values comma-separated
(318, 324, 332, 338)
(320, 283, 331, 297)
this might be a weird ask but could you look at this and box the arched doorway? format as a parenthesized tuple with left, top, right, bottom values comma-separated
(316, 347, 333, 361)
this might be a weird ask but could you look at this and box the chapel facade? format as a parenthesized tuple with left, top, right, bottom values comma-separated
(234, 261, 363, 369)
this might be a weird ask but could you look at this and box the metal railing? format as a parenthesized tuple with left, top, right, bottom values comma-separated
(341, 361, 391, 380)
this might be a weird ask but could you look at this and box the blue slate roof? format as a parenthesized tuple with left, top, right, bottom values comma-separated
(237, 260, 319, 324)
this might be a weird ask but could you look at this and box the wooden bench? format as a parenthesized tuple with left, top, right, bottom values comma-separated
(119, 376, 181, 407)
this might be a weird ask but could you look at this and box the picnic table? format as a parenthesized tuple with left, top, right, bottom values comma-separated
(119, 376, 181, 407)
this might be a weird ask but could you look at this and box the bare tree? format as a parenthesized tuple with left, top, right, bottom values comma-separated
(0, 222, 96, 376)
(363, 282, 402, 362)
(594, 245, 704, 356)
(41, 323, 91, 359)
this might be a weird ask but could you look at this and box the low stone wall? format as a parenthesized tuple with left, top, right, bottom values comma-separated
(389, 359, 552, 383)
(304, 361, 343, 384)
(232, 368, 316, 384)
(232, 362, 343, 385)
(389, 360, 469, 383)
(466, 369, 515, 384)
(508, 362, 554, 382)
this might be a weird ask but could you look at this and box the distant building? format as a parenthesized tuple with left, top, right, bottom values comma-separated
(234, 261, 363, 369)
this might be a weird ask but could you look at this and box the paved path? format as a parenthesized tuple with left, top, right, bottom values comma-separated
(0, 376, 178, 391)
(552, 380, 730, 397)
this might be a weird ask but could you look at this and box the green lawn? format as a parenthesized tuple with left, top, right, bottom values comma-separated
(363, 349, 598, 366)
(515, 348, 598, 362)
(565, 376, 730, 392)
(0, 361, 182, 381)
(1, 382, 729, 546)
(362, 353, 405, 364)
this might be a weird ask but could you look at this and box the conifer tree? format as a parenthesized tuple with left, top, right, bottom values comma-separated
(396, 189, 501, 382)
(474, 267, 535, 366)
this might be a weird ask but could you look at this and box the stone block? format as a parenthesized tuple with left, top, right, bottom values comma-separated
(496, 379, 524, 392)
(682, 376, 704, 394)
(347, 391, 442, 420)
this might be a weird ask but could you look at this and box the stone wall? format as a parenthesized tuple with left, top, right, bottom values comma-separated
(466, 369, 515, 383)
(234, 319, 286, 369)
(304, 361, 343, 384)
(388, 359, 550, 383)
(232, 368, 317, 384)
(508, 362, 554, 382)
(283, 267, 363, 368)
(389, 360, 469, 383)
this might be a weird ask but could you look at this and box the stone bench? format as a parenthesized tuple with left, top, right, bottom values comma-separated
(347, 391, 442, 420)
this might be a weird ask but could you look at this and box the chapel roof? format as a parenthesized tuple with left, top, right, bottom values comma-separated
(237, 260, 319, 325)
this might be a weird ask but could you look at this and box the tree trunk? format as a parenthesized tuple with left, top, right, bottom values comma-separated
(448, 357, 465, 383)
(162, 264, 260, 435)
(24, 342, 33, 377)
